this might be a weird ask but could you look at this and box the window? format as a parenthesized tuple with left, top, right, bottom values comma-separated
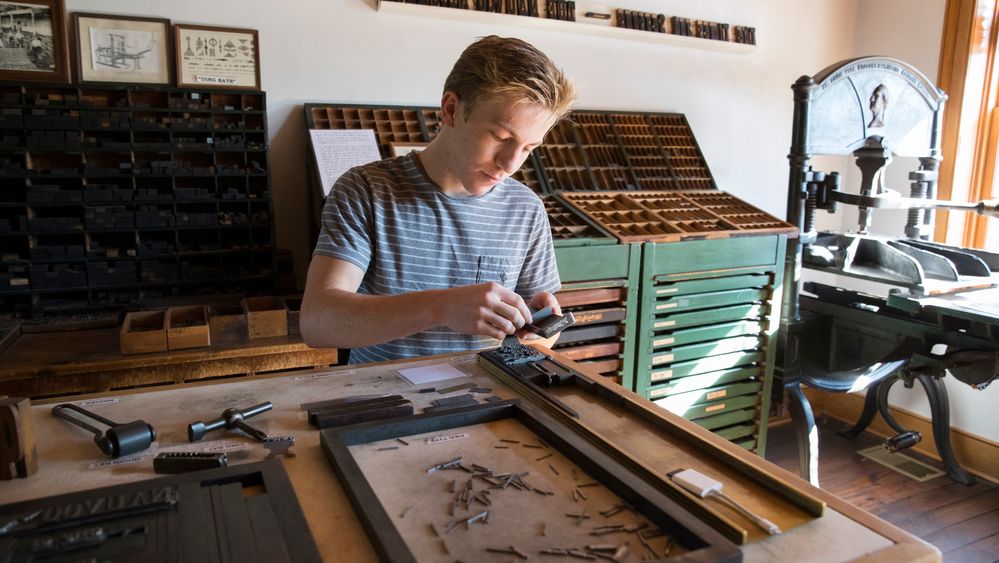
(937, 0, 999, 248)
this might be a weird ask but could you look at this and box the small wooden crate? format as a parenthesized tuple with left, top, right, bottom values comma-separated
(120, 310, 168, 355)
(242, 297, 288, 339)
(208, 302, 244, 341)
(283, 297, 301, 336)
(167, 305, 211, 350)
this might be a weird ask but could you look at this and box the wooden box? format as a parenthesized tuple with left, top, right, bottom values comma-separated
(120, 310, 168, 355)
(167, 305, 211, 350)
(282, 297, 301, 336)
(242, 297, 288, 339)
(208, 302, 245, 341)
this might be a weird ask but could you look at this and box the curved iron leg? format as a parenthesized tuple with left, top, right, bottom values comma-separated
(912, 372, 976, 486)
(876, 375, 910, 435)
(786, 382, 820, 486)
(839, 379, 885, 439)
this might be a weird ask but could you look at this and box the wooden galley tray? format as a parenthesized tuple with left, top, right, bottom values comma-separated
(321, 399, 740, 563)
(119, 310, 168, 355)
(477, 346, 826, 545)
(167, 305, 211, 350)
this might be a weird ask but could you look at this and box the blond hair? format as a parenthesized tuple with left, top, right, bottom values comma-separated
(443, 35, 576, 121)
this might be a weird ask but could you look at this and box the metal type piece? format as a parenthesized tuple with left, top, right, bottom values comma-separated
(309, 396, 414, 429)
(188, 401, 272, 442)
(264, 436, 296, 458)
(51, 403, 155, 458)
(525, 311, 577, 338)
(153, 451, 228, 474)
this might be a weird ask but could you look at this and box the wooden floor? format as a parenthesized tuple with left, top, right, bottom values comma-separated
(766, 416, 999, 563)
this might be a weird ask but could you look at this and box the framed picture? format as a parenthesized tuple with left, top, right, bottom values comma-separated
(389, 141, 428, 157)
(0, 0, 69, 83)
(71, 13, 172, 85)
(174, 24, 259, 90)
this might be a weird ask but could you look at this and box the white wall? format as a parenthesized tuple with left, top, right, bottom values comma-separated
(64, 2, 996, 441)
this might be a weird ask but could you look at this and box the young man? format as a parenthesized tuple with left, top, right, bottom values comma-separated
(301, 36, 577, 363)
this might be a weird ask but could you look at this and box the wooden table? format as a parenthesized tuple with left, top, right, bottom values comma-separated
(0, 350, 938, 562)
(0, 320, 338, 398)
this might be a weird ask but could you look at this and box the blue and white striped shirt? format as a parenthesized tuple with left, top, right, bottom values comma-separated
(313, 153, 560, 364)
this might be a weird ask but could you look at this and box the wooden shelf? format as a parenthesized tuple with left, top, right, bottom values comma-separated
(376, 0, 755, 54)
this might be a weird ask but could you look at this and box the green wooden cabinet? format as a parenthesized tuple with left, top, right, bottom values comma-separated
(633, 235, 787, 455)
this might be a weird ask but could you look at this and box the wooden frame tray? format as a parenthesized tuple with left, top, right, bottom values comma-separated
(321, 399, 740, 563)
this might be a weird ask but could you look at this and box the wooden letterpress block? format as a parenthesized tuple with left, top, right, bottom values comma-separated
(0, 397, 39, 479)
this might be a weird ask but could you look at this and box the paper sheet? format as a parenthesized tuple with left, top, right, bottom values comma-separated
(396, 363, 470, 386)
(309, 129, 382, 196)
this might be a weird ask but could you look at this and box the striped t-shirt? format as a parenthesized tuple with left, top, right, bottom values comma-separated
(313, 153, 560, 364)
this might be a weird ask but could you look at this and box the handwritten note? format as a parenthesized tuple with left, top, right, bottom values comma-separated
(309, 129, 382, 196)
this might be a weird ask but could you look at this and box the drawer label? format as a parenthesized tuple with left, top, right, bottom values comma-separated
(653, 320, 676, 329)
(656, 302, 678, 310)
(652, 354, 674, 364)
(706, 390, 727, 400)
(650, 370, 673, 382)
(653, 337, 675, 347)
(706, 403, 725, 413)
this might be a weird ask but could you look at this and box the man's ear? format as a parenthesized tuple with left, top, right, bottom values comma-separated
(441, 91, 460, 128)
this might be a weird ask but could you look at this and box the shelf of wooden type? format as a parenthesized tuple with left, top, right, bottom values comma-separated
(375, 0, 755, 54)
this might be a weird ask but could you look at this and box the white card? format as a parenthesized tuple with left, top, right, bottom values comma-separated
(397, 363, 469, 386)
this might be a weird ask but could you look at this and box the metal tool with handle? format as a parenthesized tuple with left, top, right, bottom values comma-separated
(51, 403, 156, 458)
(188, 401, 272, 442)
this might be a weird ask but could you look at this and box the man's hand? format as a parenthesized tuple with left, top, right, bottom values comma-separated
(518, 291, 564, 348)
(434, 282, 533, 340)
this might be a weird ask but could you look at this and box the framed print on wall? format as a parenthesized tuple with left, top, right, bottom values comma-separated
(72, 13, 172, 85)
(0, 0, 70, 83)
(174, 24, 259, 90)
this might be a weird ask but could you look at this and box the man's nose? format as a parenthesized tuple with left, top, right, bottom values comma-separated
(495, 146, 522, 175)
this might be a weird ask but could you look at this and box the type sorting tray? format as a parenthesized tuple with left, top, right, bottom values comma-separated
(558, 190, 795, 243)
(304, 103, 545, 194)
(0, 460, 321, 562)
(321, 399, 741, 562)
(634, 235, 788, 454)
(0, 82, 278, 318)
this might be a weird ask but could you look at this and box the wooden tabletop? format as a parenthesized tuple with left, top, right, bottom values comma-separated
(0, 350, 939, 562)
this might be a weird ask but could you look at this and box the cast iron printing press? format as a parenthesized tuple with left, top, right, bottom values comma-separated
(776, 57, 999, 487)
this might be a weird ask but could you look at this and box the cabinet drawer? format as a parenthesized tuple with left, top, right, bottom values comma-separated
(692, 407, 756, 430)
(654, 273, 772, 297)
(715, 423, 757, 442)
(652, 303, 764, 330)
(656, 394, 757, 420)
(651, 335, 762, 365)
(647, 366, 761, 399)
(653, 381, 762, 411)
(650, 350, 764, 383)
(651, 320, 762, 348)
(654, 287, 769, 314)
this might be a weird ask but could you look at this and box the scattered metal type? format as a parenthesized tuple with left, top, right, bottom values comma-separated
(398, 505, 413, 518)
(540, 522, 546, 536)
(419, 388, 435, 393)
(396, 437, 409, 446)
(437, 381, 477, 395)
(573, 489, 580, 502)
(586, 544, 617, 552)
(574, 487, 588, 501)
(636, 530, 658, 558)
(377, 446, 399, 451)
(536, 453, 553, 461)
(495, 445, 509, 449)
(465, 510, 489, 528)
(599, 503, 625, 517)
(663, 538, 673, 557)
(470, 387, 492, 393)
(440, 539, 449, 555)
(639, 529, 665, 539)
(427, 456, 463, 473)
(449, 479, 456, 492)
(612, 544, 630, 561)
(548, 464, 559, 475)
(523, 443, 544, 449)
(577, 482, 598, 488)
(429, 523, 439, 537)
(500, 438, 520, 444)
(486, 546, 527, 559)
(566, 511, 591, 526)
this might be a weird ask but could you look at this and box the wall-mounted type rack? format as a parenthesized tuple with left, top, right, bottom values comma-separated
(376, 0, 756, 53)
(0, 83, 278, 318)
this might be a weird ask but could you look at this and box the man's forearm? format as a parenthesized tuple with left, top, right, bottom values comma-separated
(300, 287, 443, 349)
